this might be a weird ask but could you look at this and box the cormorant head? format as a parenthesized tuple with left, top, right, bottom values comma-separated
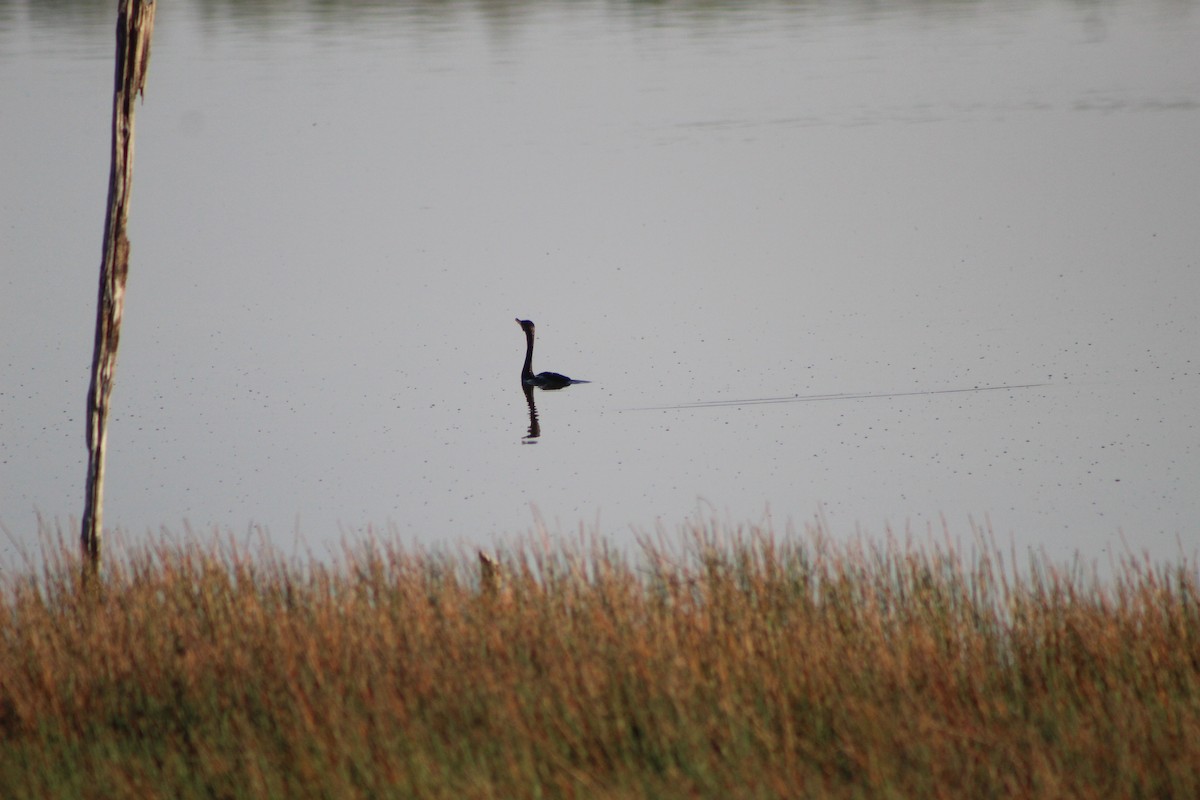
(516, 318, 535, 332)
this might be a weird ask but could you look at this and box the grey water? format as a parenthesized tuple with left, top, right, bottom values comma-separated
(2, 0, 1198, 568)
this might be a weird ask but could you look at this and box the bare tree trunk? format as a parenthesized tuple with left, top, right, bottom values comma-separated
(82, 0, 156, 577)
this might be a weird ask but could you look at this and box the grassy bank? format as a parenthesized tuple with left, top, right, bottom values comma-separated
(2, 523, 1198, 798)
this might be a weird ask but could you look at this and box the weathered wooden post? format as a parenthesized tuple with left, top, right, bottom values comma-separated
(82, 0, 156, 576)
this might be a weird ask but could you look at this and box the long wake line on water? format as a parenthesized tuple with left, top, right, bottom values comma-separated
(622, 382, 1052, 412)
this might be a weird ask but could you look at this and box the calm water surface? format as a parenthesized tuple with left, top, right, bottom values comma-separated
(2, 0, 1198, 567)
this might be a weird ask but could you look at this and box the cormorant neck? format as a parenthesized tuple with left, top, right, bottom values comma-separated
(521, 326, 535, 381)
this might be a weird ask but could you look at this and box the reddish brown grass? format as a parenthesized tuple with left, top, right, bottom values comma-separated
(1, 521, 1197, 798)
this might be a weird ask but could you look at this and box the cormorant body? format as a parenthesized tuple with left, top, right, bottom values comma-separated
(516, 318, 589, 390)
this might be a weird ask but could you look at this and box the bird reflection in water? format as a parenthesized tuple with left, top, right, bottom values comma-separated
(516, 318, 589, 442)
(522, 383, 541, 442)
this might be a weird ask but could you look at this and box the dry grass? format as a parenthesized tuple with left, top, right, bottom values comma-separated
(1, 520, 1198, 798)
